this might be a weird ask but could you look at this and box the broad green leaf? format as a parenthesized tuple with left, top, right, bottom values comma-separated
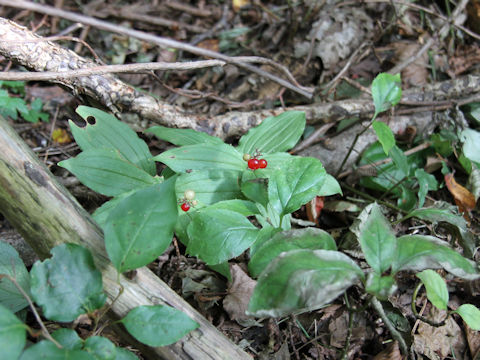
(73, 106, 155, 175)
(392, 235, 480, 280)
(238, 111, 306, 155)
(351, 203, 396, 274)
(174, 211, 193, 246)
(430, 133, 453, 157)
(51, 328, 83, 350)
(241, 177, 269, 207)
(19, 340, 94, 360)
(0, 242, 30, 313)
(115, 348, 139, 360)
(207, 199, 259, 216)
(247, 249, 364, 317)
(461, 128, 480, 164)
(318, 174, 342, 196)
(373, 121, 395, 155)
(415, 169, 438, 208)
(187, 208, 259, 265)
(59, 148, 159, 197)
(416, 270, 448, 310)
(454, 304, 480, 330)
(92, 190, 137, 228)
(248, 228, 337, 278)
(249, 225, 282, 256)
(104, 179, 177, 273)
(120, 305, 199, 347)
(403, 205, 468, 230)
(153, 143, 244, 172)
(371, 73, 402, 114)
(145, 125, 223, 146)
(84, 336, 116, 360)
(389, 145, 409, 176)
(0, 304, 26, 360)
(30, 244, 106, 322)
(397, 185, 417, 212)
(175, 170, 242, 205)
(268, 157, 326, 216)
(365, 273, 396, 300)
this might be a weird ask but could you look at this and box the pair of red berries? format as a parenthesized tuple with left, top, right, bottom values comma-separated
(248, 158, 267, 170)
(243, 153, 267, 170)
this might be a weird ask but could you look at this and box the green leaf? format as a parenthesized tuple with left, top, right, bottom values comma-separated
(248, 228, 337, 278)
(187, 208, 259, 265)
(104, 179, 177, 273)
(145, 125, 223, 146)
(19, 340, 94, 360)
(365, 273, 396, 300)
(59, 148, 159, 197)
(51, 328, 83, 350)
(84, 336, 116, 360)
(207, 199, 259, 216)
(414, 169, 438, 208)
(115, 348, 139, 360)
(389, 145, 409, 176)
(0, 242, 30, 313)
(268, 157, 326, 216)
(351, 203, 396, 274)
(454, 304, 480, 330)
(373, 121, 395, 155)
(416, 270, 448, 310)
(430, 133, 453, 157)
(175, 170, 242, 205)
(238, 111, 306, 155)
(241, 177, 269, 207)
(120, 305, 199, 347)
(371, 73, 402, 114)
(461, 128, 480, 164)
(30, 243, 106, 322)
(317, 174, 342, 196)
(247, 249, 364, 317)
(153, 143, 244, 172)
(0, 304, 26, 360)
(73, 106, 155, 175)
(392, 235, 480, 280)
(403, 205, 468, 231)
(397, 185, 417, 212)
(92, 190, 137, 228)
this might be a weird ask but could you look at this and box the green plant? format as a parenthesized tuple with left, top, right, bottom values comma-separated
(0, 81, 49, 123)
(0, 241, 198, 359)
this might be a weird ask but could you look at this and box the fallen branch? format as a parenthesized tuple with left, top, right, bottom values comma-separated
(0, 114, 252, 359)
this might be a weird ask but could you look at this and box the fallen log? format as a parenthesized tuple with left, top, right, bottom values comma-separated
(0, 114, 252, 359)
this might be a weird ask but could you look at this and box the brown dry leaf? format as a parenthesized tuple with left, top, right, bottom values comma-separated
(413, 307, 466, 360)
(51, 128, 72, 144)
(444, 173, 476, 221)
(391, 41, 428, 87)
(465, 324, 480, 359)
(306, 196, 324, 224)
(373, 341, 402, 360)
(223, 264, 257, 325)
(467, 0, 480, 34)
(196, 39, 219, 53)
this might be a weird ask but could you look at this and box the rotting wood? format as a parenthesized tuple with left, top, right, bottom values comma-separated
(0, 114, 252, 359)
(0, 15, 479, 143)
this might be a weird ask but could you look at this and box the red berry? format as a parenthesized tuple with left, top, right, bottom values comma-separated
(258, 159, 267, 168)
(248, 158, 260, 170)
(181, 203, 190, 212)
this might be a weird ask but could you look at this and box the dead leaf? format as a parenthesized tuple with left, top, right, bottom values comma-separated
(196, 39, 219, 53)
(223, 264, 257, 325)
(444, 173, 476, 221)
(51, 128, 72, 144)
(465, 323, 480, 360)
(413, 307, 466, 360)
(306, 196, 324, 224)
(391, 41, 428, 87)
(373, 341, 402, 360)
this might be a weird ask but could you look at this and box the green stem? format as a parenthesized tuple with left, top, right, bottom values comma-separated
(371, 297, 409, 356)
(411, 282, 447, 327)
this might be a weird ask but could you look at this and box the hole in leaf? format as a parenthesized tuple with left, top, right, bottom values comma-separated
(86, 116, 96, 125)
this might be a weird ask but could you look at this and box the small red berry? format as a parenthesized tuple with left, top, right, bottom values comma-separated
(181, 203, 190, 212)
(248, 158, 260, 170)
(258, 159, 267, 168)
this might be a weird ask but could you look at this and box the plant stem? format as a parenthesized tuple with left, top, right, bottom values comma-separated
(1, 274, 62, 348)
(411, 282, 447, 327)
(370, 297, 408, 356)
